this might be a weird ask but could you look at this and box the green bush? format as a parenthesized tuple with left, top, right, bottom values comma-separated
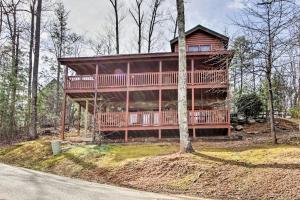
(288, 108, 299, 118)
(235, 93, 263, 119)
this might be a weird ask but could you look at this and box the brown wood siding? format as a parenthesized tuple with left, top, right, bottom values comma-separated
(173, 30, 226, 52)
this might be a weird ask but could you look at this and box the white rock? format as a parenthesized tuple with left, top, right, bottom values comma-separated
(235, 125, 244, 131)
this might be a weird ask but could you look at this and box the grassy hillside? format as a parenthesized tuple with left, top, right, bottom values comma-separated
(1, 134, 300, 200)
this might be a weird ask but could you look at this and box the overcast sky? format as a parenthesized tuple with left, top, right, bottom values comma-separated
(60, 0, 245, 54)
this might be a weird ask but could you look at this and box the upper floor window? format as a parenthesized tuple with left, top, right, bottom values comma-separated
(199, 45, 211, 51)
(188, 45, 199, 52)
(188, 45, 211, 52)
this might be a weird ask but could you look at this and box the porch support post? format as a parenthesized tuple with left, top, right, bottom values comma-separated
(60, 65, 68, 140)
(159, 61, 162, 140)
(84, 100, 89, 137)
(77, 103, 81, 134)
(92, 64, 99, 142)
(125, 62, 130, 142)
(191, 59, 196, 139)
(61, 93, 67, 140)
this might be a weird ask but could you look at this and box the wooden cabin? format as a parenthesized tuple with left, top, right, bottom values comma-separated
(59, 25, 234, 142)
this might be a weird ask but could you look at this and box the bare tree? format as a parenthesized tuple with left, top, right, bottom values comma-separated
(29, 0, 42, 139)
(129, 0, 144, 53)
(89, 28, 114, 55)
(49, 2, 69, 128)
(177, 0, 193, 153)
(0, 1, 3, 36)
(1, 0, 23, 135)
(147, 0, 164, 53)
(108, 0, 125, 54)
(167, 6, 177, 39)
(235, 0, 297, 144)
(26, 0, 37, 130)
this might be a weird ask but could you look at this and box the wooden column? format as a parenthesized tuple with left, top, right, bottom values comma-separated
(125, 62, 130, 142)
(158, 61, 162, 140)
(60, 66, 68, 140)
(77, 104, 81, 134)
(84, 100, 89, 137)
(191, 59, 196, 139)
(92, 64, 99, 142)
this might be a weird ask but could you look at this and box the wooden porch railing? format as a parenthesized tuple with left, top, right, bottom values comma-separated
(97, 112, 126, 127)
(66, 70, 227, 90)
(97, 110, 229, 128)
(67, 75, 95, 89)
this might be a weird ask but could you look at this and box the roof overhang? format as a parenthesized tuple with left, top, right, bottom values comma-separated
(59, 50, 234, 65)
(59, 51, 234, 75)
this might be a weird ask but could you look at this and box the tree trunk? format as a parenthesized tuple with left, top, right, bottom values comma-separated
(176, 0, 193, 153)
(55, 62, 61, 129)
(114, 0, 119, 54)
(29, 0, 42, 139)
(298, 41, 300, 134)
(8, 6, 18, 139)
(0, 3, 2, 36)
(252, 64, 256, 91)
(267, 71, 277, 144)
(27, 2, 35, 130)
(239, 52, 244, 96)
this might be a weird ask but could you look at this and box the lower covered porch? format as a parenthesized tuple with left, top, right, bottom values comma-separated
(97, 109, 230, 142)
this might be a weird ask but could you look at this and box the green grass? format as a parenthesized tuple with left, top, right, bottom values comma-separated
(196, 145, 300, 166)
(0, 139, 179, 174)
(1, 138, 300, 178)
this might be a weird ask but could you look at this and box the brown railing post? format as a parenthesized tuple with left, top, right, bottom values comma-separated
(125, 62, 130, 142)
(191, 59, 196, 139)
(158, 61, 162, 139)
(84, 100, 89, 137)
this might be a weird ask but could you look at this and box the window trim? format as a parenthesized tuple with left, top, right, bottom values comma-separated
(187, 45, 212, 52)
(187, 45, 199, 52)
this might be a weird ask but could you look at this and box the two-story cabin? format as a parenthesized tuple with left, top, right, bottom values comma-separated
(59, 25, 233, 142)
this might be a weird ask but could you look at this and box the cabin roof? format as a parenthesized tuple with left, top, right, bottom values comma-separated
(170, 24, 229, 46)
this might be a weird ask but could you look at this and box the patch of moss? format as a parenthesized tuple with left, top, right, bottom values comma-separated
(168, 174, 197, 190)
(196, 144, 300, 165)
(98, 143, 178, 167)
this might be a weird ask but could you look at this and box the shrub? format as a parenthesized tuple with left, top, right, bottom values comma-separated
(288, 108, 299, 118)
(235, 93, 263, 119)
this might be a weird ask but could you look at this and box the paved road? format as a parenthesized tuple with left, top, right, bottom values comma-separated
(0, 163, 200, 200)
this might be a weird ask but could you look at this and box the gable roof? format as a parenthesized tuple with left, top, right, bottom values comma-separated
(170, 24, 229, 46)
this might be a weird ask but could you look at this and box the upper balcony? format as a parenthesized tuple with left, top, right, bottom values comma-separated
(65, 70, 228, 92)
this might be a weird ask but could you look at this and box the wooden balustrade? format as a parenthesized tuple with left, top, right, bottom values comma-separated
(67, 75, 95, 89)
(162, 71, 178, 85)
(130, 72, 160, 86)
(190, 110, 228, 124)
(98, 74, 127, 87)
(97, 112, 126, 127)
(193, 70, 227, 84)
(97, 110, 228, 128)
(66, 70, 227, 90)
(161, 111, 178, 125)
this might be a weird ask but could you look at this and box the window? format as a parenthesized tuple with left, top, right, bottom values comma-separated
(188, 46, 199, 52)
(188, 45, 211, 52)
(199, 45, 211, 51)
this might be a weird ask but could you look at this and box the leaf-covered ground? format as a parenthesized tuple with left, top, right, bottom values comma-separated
(1, 119, 300, 200)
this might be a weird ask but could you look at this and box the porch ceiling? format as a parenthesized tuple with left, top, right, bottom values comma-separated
(60, 51, 234, 75)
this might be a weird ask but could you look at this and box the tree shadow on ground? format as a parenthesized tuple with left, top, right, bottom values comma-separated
(193, 152, 300, 170)
(197, 143, 300, 153)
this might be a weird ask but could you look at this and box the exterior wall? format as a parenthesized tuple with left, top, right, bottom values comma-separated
(172, 30, 226, 52)
(61, 55, 232, 141)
